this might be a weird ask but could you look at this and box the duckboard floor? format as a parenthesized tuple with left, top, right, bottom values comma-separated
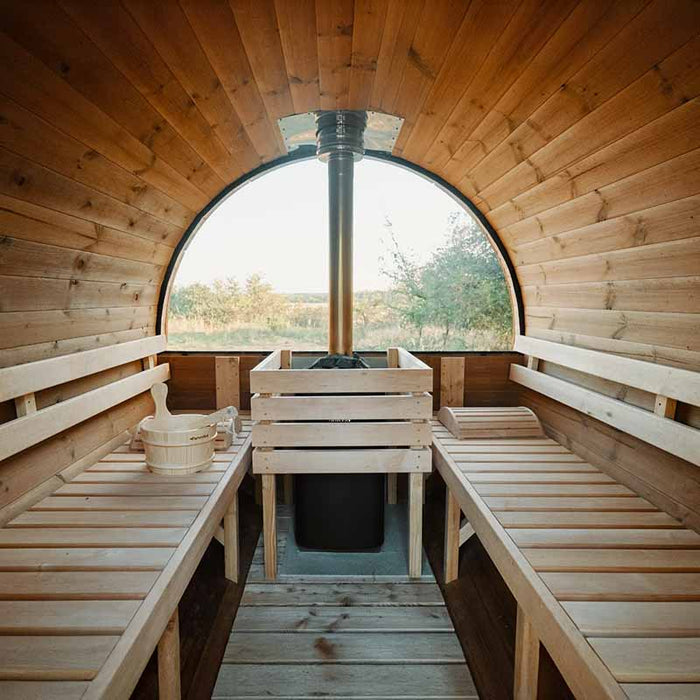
(213, 505, 478, 698)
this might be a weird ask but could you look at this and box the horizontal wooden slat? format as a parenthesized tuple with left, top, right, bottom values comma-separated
(0, 636, 117, 680)
(524, 549, 700, 573)
(54, 483, 215, 497)
(0, 528, 186, 548)
(250, 367, 432, 394)
(0, 572, 158, 600)
(251, 393, 432, 421)
(544, 572, 700, 601)
(0, 548, 174, 572)
(253, 448, 432, 474)
(213, 663, 477, 697)
(468, 473, 614, 484)
(241, 582, 444, 607)
(223, 631, 465, 663)
(0, 681, 88, 698)
(510, 364, 700, 466)
(590, 638, 700, 682)
(9, 511, 197, 529)
(622, 683, 700, 700)
(232, 606, 454, 632)
(0, 364, 169, 462)
(252, 421, 432, 447)
(0, 335, 166, 402)
(514, 335, 700, 407)
(483, 497, 656, 512)
(71, 472, 222, 484)
(564, 601, 700, 637)
(0, 600, 139, 635)
(457, 461, 600, 473)
(496, 512, 681, 529)
(509, 529, 700, 549)
(33, 497, 208, 511)
(475, 484, 635, 497)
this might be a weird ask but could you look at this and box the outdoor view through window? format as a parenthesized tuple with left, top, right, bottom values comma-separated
(167, 159, 513, 351)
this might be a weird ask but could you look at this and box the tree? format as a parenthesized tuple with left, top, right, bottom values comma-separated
(381, 213, 512, 348)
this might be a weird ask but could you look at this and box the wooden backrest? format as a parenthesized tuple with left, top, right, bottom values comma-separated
(0, 335, 169, 462)
(510, 335, 700, 466)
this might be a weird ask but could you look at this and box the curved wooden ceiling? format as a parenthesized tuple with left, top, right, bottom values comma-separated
(0, 0, 698, 369)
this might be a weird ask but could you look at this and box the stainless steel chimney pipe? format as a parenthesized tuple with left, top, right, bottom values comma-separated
(316, 111, 367, 356)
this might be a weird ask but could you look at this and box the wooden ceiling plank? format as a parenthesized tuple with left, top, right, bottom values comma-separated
(388, 0, 470, 149)
(274, 0, 321, 114)
(481, 37, 700, 218)
(0, 329, 154, 370)
(525, 308, 700, 354)
(0, 197, 173, 266)
(437, 0, 650, 180)
(0, 237, 162, 286)
(60, 0, 246, 183)
(460, 0, 700, 201)
(0, 307, 156, 352)
(424, 0, 578, 175)
(503, 147, 700, 247)
(512, 194, 700, 267)
(347, 0, 389, 108)
(517, 237, 700, 287)
(229, 0, 295, 132)
(370, 0, 424, 113)
(0, 6, 218, 206)
(0, 276, 158, 313)
(122, 0, 260, 175)
(522, 277, 700, 315)
(182, 0, 285, 159)
(316, 0, 355, 110)
(0, 94, 191, 229)
(398, 0, 520, 162)
(0, 148, 181, 246)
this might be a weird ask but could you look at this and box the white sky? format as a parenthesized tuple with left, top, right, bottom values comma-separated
(174, 158, 469, 293)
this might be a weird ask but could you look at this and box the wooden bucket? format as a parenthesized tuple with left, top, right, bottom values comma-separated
(140, 414, 218, 475)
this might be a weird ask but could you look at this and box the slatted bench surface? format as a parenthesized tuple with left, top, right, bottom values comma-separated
(0, 420, 252, 700)
(432, 420, 700, 700)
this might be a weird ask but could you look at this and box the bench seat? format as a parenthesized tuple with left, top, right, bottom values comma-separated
(0, 421, 252, 700)
(433, 419, 700, 700)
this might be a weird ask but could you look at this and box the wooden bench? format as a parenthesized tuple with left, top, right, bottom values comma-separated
(0, 338, 252, 699)
(436, 337, 700, 700)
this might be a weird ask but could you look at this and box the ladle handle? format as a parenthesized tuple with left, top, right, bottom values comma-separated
(150, 383, 171, 422)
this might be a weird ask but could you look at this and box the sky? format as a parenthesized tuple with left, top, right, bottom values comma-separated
(174, 158, 472, 293)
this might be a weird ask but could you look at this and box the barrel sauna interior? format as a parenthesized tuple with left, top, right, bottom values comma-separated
(1, 2, 699, 699)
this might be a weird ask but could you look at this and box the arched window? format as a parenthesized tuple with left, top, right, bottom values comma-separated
(165, 158, 516, 352)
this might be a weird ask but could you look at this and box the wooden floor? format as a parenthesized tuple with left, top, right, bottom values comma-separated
(213, 505, 478, 699)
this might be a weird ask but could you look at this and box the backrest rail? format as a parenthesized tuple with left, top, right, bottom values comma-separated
(510, 364, 700, 467)
(0, 335, 166, 403)
(0, 364, 169, 462)
(514, 335, 700, 407)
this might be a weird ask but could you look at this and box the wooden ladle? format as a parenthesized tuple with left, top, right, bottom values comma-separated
(149, 383, 238, 431)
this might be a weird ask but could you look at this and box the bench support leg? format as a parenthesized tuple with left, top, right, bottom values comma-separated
(387, 473, 397, 504)
(444, 488, 460, 584)
(408, 472, 423, 579)
(514, 605, 540, 700)
(158, 607, 181, 700)
(262, 474, 277, 580)
(224, 492, 239, 583)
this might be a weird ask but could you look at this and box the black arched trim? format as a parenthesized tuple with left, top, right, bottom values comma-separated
(156, 148, 525, 336)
